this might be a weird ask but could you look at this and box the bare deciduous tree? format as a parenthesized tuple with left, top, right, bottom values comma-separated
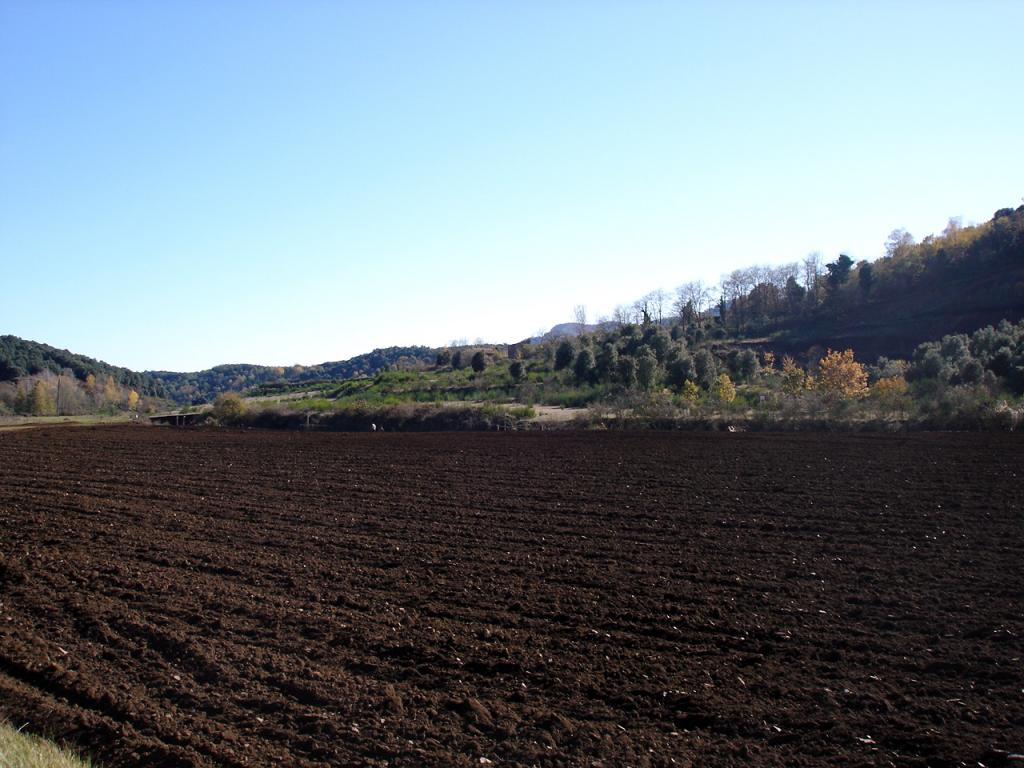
(719, 269, 754, 330)
(632, 295, 652, 325)
(803, 252, 823, 303)
(885, 229, 916, 259)
(650, 289, 668, 325)
(674, 280, 710, 321)
(573, 304, 587, 334)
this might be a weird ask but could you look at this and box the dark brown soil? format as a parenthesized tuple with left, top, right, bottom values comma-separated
(1, 426, 1022, 767)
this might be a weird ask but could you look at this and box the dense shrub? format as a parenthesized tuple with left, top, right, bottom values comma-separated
(212, 392, 246, 424)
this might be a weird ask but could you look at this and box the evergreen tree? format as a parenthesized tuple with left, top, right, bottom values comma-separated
(826, 255, 854, 295)
(554, 340, 575, 371)
(573, 348, 595, 384)
(693, 349, 718, 390)
(735, 349, 760, 383)
(666, 353, 694, 390)
(618, 356, 637, 388)
(637, 350, 658, 390)
(595, 343, 618, 382)
(858, 262, 874, 297)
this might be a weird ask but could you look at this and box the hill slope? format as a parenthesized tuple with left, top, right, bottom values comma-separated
(150, 346, 437, 403)
(0, 335, 166, 397)
(720, 205, 1024, 360)
(5, 204, 1022, 407)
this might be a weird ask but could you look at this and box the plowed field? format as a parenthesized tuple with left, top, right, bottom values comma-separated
(1, 426, 1022, 767)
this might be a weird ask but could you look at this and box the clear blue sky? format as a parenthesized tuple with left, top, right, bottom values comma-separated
(2, 1, 1022, 372)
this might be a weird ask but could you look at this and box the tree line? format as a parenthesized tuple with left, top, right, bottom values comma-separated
(0, 335, 165, 396)
(152, 346, 437, 404)
(579, 204, 1023, 358)
(0, 369, 145, 416)
(239, 314, 1024, 431)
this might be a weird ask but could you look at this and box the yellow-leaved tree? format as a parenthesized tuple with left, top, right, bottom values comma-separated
(212, 392, 246, 424)
(872, 376, 909, 412)
(713, 373, 736, 404)
(817, 349, 869, 400)
(781, 356, 806, 396)
(102, 375, 120, 406)
(127, 390, 140, 410)
(30, 381, 56, 416)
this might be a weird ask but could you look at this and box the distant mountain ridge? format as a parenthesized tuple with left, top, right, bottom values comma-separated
(149, 346, 438, 404)
(532, 322, 619, 343)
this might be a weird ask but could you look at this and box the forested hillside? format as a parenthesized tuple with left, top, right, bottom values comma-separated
(0, 336, 168, 416)
(529, 207, 1023, 366)
(0, 336, 165, 396)
(150, 346, 436, 403)
(713, 205, 1024, 359)
(4, 205, 1021, 415)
